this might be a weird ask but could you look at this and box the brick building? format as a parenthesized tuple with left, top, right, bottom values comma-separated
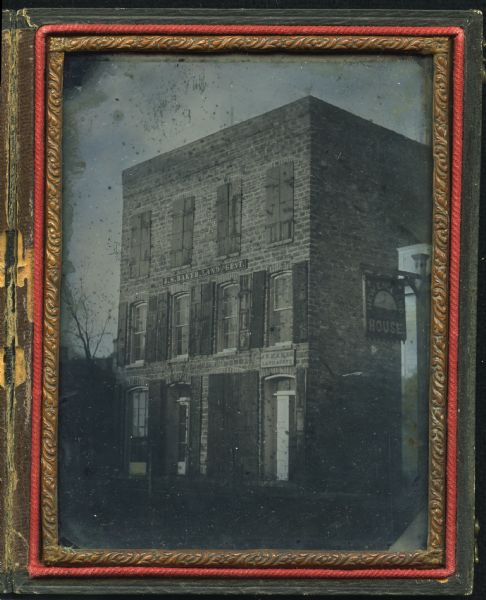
(115, 96, 431, 511)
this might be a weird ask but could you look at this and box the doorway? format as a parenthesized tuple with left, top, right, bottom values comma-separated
(263, 376, 295, 481)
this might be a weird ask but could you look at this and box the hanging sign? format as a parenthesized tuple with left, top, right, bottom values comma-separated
(364, 274, 406, 341)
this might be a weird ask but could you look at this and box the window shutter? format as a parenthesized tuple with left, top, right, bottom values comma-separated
(171, 198, 184, 267)
(116, 302, 128, 366)
(164, 388, 180, 476)
(139, 211, 151, 277)
(216, 183, 229, 256)
(291, 367, 306, 481)
(250, 270, 266, 348)
(188, 284, 201, 356)
(156, 291, 169, 362)
(265, 166, 280, 243)
(228, 179, 242, 254)
(127, 302, 134, 363)
(145, 295, 159, 363)
(238, 274, 251, 351)
(148, 380, 166, 477)
(199, 281, 215, 355)
(292, 261, 308, 343)
(129, 214, 141, 277)
(216, 283, 225, 352)
(279, 162, 294, 240)
(207, 373, 229, 479)
(189, 376, 202, 475)
(268, 280, 281, 346)
(182, 196, 195, 265)
(233, 371, 259, 480)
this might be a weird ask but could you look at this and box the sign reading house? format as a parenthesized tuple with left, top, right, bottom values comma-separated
(162, 259, 248, 286)
(364, 274, 406, 341)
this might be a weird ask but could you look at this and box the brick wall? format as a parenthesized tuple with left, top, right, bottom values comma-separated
(119, 97, 313, 306)
(305, 97, 432, 493)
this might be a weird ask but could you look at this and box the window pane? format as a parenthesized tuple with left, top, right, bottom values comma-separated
(131, 389, 148, 438)
(221, 285, 238, 349)
(174, 295, 189, 356)
(131, 303, 147, 362)
(274, 274, 292, 310)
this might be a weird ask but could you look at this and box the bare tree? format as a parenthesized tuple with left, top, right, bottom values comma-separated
(62, 275, 114, 361)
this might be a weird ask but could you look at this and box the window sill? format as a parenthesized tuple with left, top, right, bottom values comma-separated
(268, 341, 293, 349)
(268, 237, 293, 248)
(214, 348, 237, 357)
(168, 354, 189, 363)
(125, 360, 145, 369)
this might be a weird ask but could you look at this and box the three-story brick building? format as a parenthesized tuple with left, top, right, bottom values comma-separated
(115, 96, 431, 510)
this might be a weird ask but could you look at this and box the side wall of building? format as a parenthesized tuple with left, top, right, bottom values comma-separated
(306, 99, 433, 503)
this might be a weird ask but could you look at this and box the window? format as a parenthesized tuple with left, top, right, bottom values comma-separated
(217, 283, 239, 352)
(172, 294, 189, 357)
(274, 273, 292, 311)
(129, 211, 151, 278)
(177, 398, 190, 475)
(130, 388, 149, 438)
(127, 388, 149, 477)
(171, 196, 195, 267)
(216, 181, 242, 255)
(263, 376, 296, 481)
(265, 162, 294, 244)
(269, 272, 292, 346)
(130, 302, 147, 363)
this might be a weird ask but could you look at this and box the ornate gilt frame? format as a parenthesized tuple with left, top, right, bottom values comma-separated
(39, 33, 451, 570)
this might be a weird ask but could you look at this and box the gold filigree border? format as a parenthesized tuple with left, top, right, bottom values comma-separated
(40, 35, 451, 569)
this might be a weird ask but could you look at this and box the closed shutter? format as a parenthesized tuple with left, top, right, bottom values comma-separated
(291, 367, 306, 481)
(129, 214, 141, 277)
(116, 302, 128, 366)
(164, 388, 180, 476)
(216, 284, 225, 352)
(189, 284, 201, 356)
(113, 384, 125, 469)
(216, 184, 229, 256)
(279, 162, 294, 241)
(207, 373, 228, 479)
(189, 376, 202, 475)
(139, 211, 151, 277)
(148, 380, 166, 477)
(145, 295, 159, 363)
(265, 166, 280, 243)
(228, 179, 242, 254)
(170, 198, 184, 267)
(268, 276, 280, 346)
(250, 270, 266, 348)
(238, 274, 251, 351)
(155, 292, 169, 362)
(234, 371, 259, 480)
(207, 372, 259, 481)
(293, 261, 308, 343)
(182, 197, 195, 265)
(199, 282, 215, 355)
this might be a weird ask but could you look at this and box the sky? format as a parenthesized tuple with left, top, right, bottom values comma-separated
(60, 53, 433, 358)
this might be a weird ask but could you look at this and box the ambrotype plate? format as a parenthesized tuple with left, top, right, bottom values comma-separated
(58, 51, 433, 551)
(29, 23, 476, 583)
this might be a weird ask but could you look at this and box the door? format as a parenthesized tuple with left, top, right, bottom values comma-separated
(263, 376, 295, 481)
(127, 387, 149, 476)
